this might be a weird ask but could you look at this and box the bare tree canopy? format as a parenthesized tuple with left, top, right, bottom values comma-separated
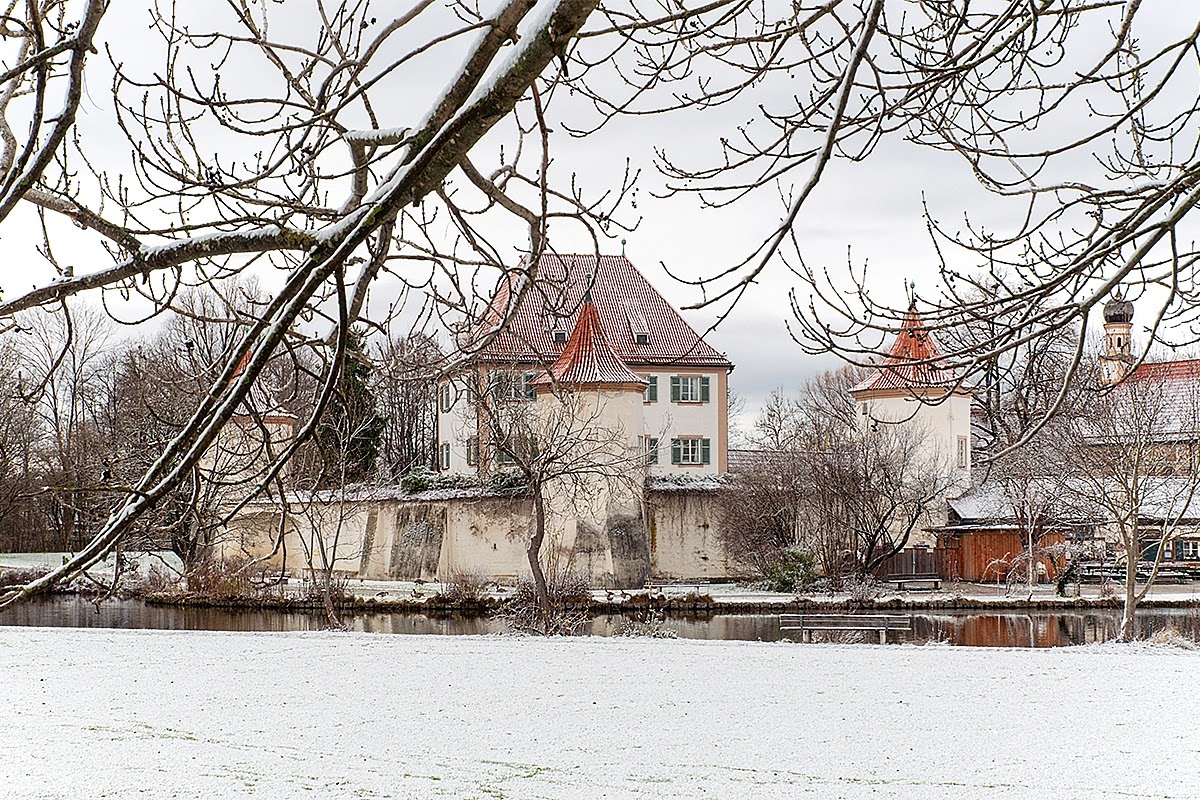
(0, 1, 1189, 604)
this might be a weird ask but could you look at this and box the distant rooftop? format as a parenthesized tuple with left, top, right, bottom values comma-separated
(475, 254, 733, 369)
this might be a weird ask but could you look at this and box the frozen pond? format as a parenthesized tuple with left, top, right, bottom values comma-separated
(3, 595, 1200, 646)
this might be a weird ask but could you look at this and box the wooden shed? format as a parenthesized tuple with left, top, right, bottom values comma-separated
(936, 525, 1067, 583)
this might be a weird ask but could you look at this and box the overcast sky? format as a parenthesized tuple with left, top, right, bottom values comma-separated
(2, 0, 1192, 431)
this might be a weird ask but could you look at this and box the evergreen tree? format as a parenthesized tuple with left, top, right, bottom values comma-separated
(316, 330, 385, 486)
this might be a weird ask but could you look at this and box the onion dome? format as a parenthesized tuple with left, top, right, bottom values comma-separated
(1104, 292, 1134, 325)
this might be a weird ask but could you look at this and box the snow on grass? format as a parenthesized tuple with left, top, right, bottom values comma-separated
(1, 627, 1198, 799)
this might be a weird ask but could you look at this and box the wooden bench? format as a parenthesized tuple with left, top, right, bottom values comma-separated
(644, 580, 711, 595)
(886, 575, 941, 591)
(780, 614, 912, 644)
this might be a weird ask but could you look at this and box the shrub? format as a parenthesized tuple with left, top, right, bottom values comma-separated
(185, 557, 257, 599)
(401, 466, 438, 494)
(503, 569, 591, 635)
(763, 548, 817, 593)
(844, 575, 884, 604)
(300, 572, 350, 605)
(437, 568, 493, 605)
(615, 610, 678, 638)
(1149, 625, 1198, 649)
(0, 566, 49, 589)
(485, 467, 529, 495)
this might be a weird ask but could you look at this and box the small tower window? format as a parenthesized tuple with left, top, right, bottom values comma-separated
(553, 330, 567, 344)
(634, 332, 650, 346)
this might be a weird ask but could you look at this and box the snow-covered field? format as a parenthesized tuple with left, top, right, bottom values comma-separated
(1, 628, 1197, 799)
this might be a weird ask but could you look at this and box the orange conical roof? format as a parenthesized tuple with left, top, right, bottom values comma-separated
(852, 303, 964, 393)
(532, 295, 646, 389)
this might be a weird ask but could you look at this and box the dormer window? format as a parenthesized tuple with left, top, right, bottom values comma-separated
(634, 332, 650, 346)
(553, 330, 568, 344)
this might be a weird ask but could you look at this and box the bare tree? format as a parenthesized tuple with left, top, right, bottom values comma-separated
(0, 340, 42, 550)
(1059, 369, 1200, 641)
(989, 441, 1070, 599)
(475, 372, 645, 632)
(0, 1, 1187, 607)
(809, 422, 956, 579)
(373, 334, 440, 481)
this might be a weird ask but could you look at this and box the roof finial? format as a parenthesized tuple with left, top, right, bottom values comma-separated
(583, 271, 594, 305)
(907, 279, 917, 309)
(620, 238, 627, 256)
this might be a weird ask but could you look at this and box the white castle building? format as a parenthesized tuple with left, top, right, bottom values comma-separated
(436, 254, 735, 477)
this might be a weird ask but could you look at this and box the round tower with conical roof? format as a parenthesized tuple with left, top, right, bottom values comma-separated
(849, 303, 974, 492)
(530, 289, 649, 586)
(1100, 292, 1135, 385)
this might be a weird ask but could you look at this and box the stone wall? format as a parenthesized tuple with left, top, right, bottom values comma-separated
(231, 488, 733, 587)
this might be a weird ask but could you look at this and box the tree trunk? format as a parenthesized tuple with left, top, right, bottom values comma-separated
(1120, 556, 1138, 642)
(528, 489, 551, 625)
(1026, 527, 1035, 602)
(321, 563, 342, 630)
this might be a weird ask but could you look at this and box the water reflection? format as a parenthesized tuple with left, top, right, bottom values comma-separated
(3, 596, 1199, 647)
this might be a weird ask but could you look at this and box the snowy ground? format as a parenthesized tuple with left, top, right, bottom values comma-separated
(2, 627, 1198, 799)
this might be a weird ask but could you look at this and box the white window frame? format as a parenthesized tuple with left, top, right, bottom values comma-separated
(679, 437, 702, 464)
(492, 372, 535, 401)
(439, 442, 450, 471)
(643, 375, 657, 404)
(639, 435, 659, 465)
(1179, 540, 1200, 560)
(678, 376, 700, 403)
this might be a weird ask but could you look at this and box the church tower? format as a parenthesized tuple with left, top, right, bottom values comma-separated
(1100, 292, 1135, 385)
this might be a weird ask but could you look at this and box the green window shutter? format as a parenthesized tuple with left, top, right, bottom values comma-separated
(523, 373, 536, 399)
(670, 376, 681, 402)
(671, 438, 682, 465)
(646, 376, 658, 403)
(700, 376, 711, 403)
(649, 438, 659, 465)
(701, 438, 711, 465)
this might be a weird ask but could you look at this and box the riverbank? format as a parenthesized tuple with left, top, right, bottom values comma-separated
(7, 551, 1200, 614)
(2, 626, 1197, 799)
(11, 554, 1200, 618)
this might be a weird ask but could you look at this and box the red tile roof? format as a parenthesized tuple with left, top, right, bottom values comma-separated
(1128, 359, 1200, 382)
(851, 304, 967, 394)
(475, 254, 733, 369)
(531, 298, 647, 388)
(1117, 359, 1200, 440)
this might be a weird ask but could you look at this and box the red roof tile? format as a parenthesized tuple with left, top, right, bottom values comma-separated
(1116, 359, 1200, 440)
(532, 298, 646, 388)
(1128, 359, 1200, 382)
(475, 254, 732, 369)
(851, 304, 966, 394)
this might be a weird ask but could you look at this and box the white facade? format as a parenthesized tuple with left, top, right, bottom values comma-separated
(854, 389, 973, 493)
(436, 365, 730, 477)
